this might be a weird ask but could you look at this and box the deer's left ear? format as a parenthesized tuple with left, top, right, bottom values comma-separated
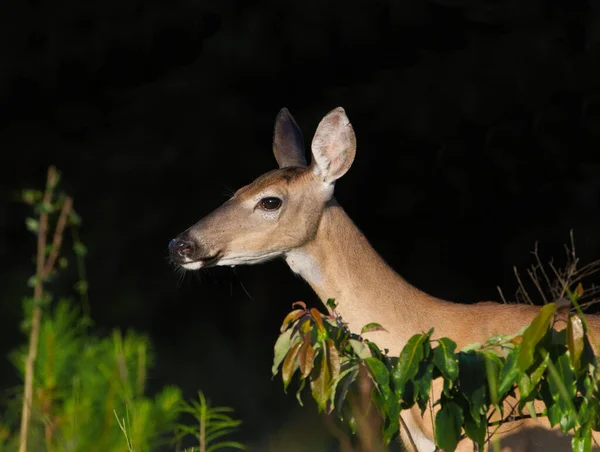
(273, 108, 307, 168)
(310, 107, 356, 185)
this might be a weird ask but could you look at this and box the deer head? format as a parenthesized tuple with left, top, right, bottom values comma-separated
(168, 107, 356, 270)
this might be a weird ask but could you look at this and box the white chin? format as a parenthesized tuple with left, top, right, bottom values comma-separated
(181, 261, 203, 270)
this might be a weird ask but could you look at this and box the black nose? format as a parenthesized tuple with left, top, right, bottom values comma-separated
(169, 237, 194, 259)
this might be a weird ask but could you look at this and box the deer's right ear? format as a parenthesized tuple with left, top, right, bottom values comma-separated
(273, 108, 307, 168)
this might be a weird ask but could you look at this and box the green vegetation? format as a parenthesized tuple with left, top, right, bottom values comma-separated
(0, 167, 245, 452)
(274, 262, 600, 451)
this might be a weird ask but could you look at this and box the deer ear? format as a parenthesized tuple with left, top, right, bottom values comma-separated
(273, 108, 307, 168)
(310, 107, 356, 185)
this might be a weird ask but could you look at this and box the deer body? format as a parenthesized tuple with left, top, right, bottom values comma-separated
(170, 107, 600, 451)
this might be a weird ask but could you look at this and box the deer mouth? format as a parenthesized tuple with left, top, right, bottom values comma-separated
(180, 251, 222, 270)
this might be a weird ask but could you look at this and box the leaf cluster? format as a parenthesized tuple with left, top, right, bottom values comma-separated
(273, 298, 600, 451)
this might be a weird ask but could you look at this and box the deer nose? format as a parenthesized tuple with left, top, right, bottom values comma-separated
(169, 237, 194, 258)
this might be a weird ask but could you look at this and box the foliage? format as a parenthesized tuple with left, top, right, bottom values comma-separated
(1, 166, 245, 452)
(173, 391, 245, 452)
(273, 294, 600, 451)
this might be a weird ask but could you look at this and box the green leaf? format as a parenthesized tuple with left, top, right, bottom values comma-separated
(567, 314, 585, 372)
(22, 189, 42, 205)
(25, 217, 40, 233)
(433, 338, 458, 382)
(572, 423, 592, 452)
(392, 334, 428, 400)
(364, 357, 390, 387)
(207, 441, 246, 452)
(435, 399, 464, 451)
(282, 341, 303, 391)
(414, 360, 435, 415)
(27, 275, 41, 288)
(310, 352, 332, 412)
(498, 343, 522, 399)
(458, 352, 487, 425)
(73, 280, 88, 295)
(68, 210, 82, 226)
(518, 351, 549, 399)
(326, 298, 337, 309)
(73, 241, 88, 257)
(333, 365, 359, 414)
(464, 411, 487, 447)
(518, 303, 556, 370)
(273, 328, 294, 376)
(360, 322, 388, 335)
(483, 351, 503, 405)
(348, 339, 372, 359)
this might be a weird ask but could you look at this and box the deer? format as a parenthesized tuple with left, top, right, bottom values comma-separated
(168, 106, 600, 451)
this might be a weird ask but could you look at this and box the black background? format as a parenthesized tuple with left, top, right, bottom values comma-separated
(2, 0, 600, 450)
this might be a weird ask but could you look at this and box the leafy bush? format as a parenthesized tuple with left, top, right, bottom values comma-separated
(273, 295, 600, 451)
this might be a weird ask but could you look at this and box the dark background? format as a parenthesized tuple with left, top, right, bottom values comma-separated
(2, 0, 600, 450)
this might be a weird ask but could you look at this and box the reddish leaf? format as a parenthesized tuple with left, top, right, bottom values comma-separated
(282, 341, 303, 391)
(292, 301, 307, 310)
(326, 339, 340, 381)
(299, 339, 315, 379)
(280, 309, 306, 332)
(311, 308, 325, 332)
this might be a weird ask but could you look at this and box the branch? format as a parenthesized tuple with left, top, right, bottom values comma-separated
(19, 166, 63, 452)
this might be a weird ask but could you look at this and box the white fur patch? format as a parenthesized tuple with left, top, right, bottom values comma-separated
(285, 250, 322, 285)
(182, 261, 203, 270)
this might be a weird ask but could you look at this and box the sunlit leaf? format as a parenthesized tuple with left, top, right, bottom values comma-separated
(310, 352, 332, 412)
(360, 322, 388, 335)
(280, 309, 306, 332)
(364, 357, 389, 387)
(433, 338, 458, 382)
(326, 339, 340, 382)
(282, 341, 303, 391)
(518, 303, 556, 370)
(498, 343, 522, 399)
(348, 339, 372, 359)
(392, 333, 428, 402)
(25, 217, 40, 233)
(272, 328, 294, 376)
(567, 314, 584, 372)
(299, 339, 315, 379)
(572, 423, 592, 452)
(292, 301, 307, 310)
(483, 351, 503, 405)
(310, 308, 325, 333)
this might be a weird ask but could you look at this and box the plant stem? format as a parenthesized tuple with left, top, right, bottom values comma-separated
(19, 166, 72, 452)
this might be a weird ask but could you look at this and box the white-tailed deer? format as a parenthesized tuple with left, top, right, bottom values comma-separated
(169, 107, 600, 451)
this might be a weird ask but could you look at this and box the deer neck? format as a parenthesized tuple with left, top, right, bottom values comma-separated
(284, 200, 441, 354)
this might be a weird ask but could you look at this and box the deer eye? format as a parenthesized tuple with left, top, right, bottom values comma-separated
(258, 197, 282, 211)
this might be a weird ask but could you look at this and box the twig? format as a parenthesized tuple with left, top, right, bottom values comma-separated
(43, 197, 73, 276)
(19, 167, 72, 452)
(19, 167, 55, 452)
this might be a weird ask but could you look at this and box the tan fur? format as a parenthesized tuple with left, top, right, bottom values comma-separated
(176, 107, 600, 451)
